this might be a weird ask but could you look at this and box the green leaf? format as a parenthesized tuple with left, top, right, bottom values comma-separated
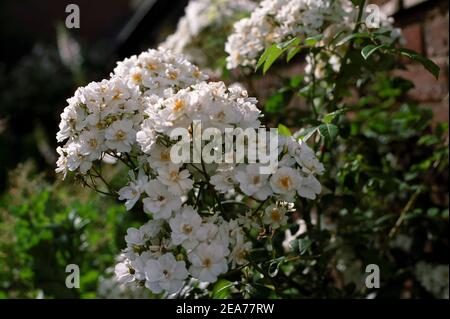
(335, 32, 371, 46)
(399, 48, 440, 79)
(277, 124, 292, 136)
(296, 127, 318, 142)
(263, 45, 283, 74)
(323, 108, 349, 124)
(298, 238, 312, 255)
(277, 37, 300, 49)
(427, 207, 440, 218)
(257, 38, 300, 73)
(268, 257, 285, 277)
(212, 279, 233, 299)
(318, 123, 338, 142)
(286, 46, 301, 62)
(361, 44, 388, 60)
(305, 34, 324, 46)
(265, 92, 284, 113)
(255, 46, 272, 71)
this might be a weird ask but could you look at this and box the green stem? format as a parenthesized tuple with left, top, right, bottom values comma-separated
(328, 0, 367, 111)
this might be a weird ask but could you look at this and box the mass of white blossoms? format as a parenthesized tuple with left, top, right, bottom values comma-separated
(56, 47, 207, 178)
(161, 0, 257, 55)
(56, 47, 324, 295)
(225, 0, 402, 72)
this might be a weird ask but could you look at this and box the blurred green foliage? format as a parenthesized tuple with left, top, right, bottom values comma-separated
(0, 162, 135, 298)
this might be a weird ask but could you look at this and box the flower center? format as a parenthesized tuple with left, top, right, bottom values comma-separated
(202, 258, 212, 268)
(160, 150, 171, 161)
(193, 68, 201, 78)
(146, 62, 158, 71)
(116, 130, 126, 140)
(112, 89, 123, 100)
(182, 224, 193, 234)
(217, 110, 226, 121)
(279, 176, 292, 189)
(88, 138, 97, 148)
(270, 208, 282, 222)
(237, 250, 247, 261)
(168, 70, 178, 80)
(132, 72, 142, 83)
(173, 99, 185, 112)
(169, 171, 180, 182)
(252, 175, 261, 185)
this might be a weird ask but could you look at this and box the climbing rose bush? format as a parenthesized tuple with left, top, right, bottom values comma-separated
(56, 46, 324, 294)
(56, 0, 446, 299)
(225, 0, 401, 73)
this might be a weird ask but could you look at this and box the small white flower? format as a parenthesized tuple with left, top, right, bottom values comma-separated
(169, 206, 203, 249)
(124, 227, 146, 248)
(55, 146, 68, 179)
(129, 252, 152, 281)
(235, 164, 272, 200)
(78, 128, 104, 161)
(270, 166, 301, 202)
(297, 174, 321, 200)
(210, 167, 236, 193)
(105, 119, 136, 153)
(144, 253, 189, 294)
(229, 238, 252, 268)
(136, 119, 156, 154)
(142, 180, 182, 219)
(157, 164, 193, 196)
(125, 220, 162, 250)
(188, 242, 228, 283)
(148, 143, 173, 169)
(115, 261, 135, 284)
(289, 138, 324, 175)
(118, 170, 148, 210)
(263, 204, 288, 229)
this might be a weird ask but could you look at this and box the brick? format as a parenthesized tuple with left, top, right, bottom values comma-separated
(425, 99, 449, 125)
(403, 0, 430, 9)
(394, 57, 448, 102)
(424, 12, 449, 58)
(402, 23, 424, 55)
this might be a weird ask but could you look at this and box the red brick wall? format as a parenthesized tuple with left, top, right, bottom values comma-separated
(375, 0, 449, 123)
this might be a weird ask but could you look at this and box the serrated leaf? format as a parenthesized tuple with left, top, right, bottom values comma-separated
(399, 48, 440, 79)
(298, 238, 312, 255)
(277, 124, 291, 136)
(336, 32, 371, 46)
(305, 34, 324, 46)
(287, 46, 301, 62)
(297, 126, 318, 141)
(276, 37, 300, 49)
(323, 108, 349, 124)
(318, 123, 338, 142)
(255, 46, 272, 71)
(263, 45, 283, 74)
(212, 279, 233, 299)
(268, 257, 285, 277)
(257, 38, 300, 72)
(361, 44, 388, 60)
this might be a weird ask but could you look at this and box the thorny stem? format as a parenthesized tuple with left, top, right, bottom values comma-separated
(388, 188, 422, 238)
